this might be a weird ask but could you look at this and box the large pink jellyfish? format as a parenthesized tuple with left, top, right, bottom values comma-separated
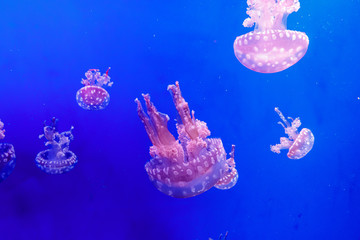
(76, 68, 113, 110)
(35, 118, 77, 174)
(0, 120, 16, 182)
(135, 82, 238, 198)
(270, 107, 314, 159)
(234, 0, 309, 73)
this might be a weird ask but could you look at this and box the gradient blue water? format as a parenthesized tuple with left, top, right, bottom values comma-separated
(1, 0, 360, 239)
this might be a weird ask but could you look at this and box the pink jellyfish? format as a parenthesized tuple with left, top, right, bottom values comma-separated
(76, 68, 113, 110)
(135, 82, 238, 198)
(234, 0, 309, 73)
(270, 107, 314, 159)
(0, 120, 16, 182)
(35, 118, 77, 174)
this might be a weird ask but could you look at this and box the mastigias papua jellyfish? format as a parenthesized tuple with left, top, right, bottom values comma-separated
(0, 120, 16, 182)
(270, 107, 314, 159)
(35, 117, 77, 174)
(76, 68, 113, 110)
(135, 82, 238, 198)
(234, 0, 309, 73)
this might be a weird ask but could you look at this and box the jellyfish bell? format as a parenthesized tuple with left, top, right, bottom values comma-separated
(136, 82, 238, 198)
(0, 120, 16, 182)
(234, 0, 309, 73)
(0, 143, 16, 182)
(270, 107, 314, 159)
(76, 68, 113, 110)
(76, 85, 110, 110)
(35, 118, 77, 174)
(35, 150, 77, 174)
(287, 128, 314, 159)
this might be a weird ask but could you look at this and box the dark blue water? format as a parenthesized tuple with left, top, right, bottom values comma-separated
(1, 0, 360, 239)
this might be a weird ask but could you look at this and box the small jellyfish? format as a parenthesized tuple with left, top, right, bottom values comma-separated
(209, 231, 229, 240)
(35, 117, 77, 174)
(234, 0, 309, 73)
(76, 68, 113, 110)
(135, 82, 238, 198)
(270, 107, 314, 159)
(0, 120, 16, 182)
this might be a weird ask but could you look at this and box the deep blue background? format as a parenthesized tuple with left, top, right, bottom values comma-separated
(1, 0, 360, 239)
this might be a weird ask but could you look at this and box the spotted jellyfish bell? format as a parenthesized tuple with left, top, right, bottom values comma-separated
(76, 68, 113, 110)
(270, 107, 314, 159)
(234, 0, 309, 73)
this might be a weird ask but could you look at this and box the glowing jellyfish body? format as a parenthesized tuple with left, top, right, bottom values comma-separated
(35, 118, 77, 174)
(135, 82, 238, 198)
(270, 107, 314, 159)
(0, 120, 16, 182)
(234, 0, 309, 73)
(76, 68, 113, 110)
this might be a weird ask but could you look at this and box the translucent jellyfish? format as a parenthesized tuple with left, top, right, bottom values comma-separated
(76, 68, 113, 110)
(234, 0, 309, 73)
(35, 117, 77, 174)
(135, 82, 238, 198)
(0, 120, 16, 182)
(270, 107, 314, 159)
(209, 231, 229, 240)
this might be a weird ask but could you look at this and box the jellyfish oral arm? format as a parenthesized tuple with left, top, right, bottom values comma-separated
(244, 0, 300, 32)
(168, 82, 210, 140)
(81, 68, 113, 87)
(274, 107, 301, 140)
(167, 81, 212, 159)
(270, 137, 293, 153)
(39, 122, 74, 160)
(214, 145, 239, 190)
(168, 82, 199, 139)
(135, 96, 184, 162)
(0, 120, 5, 140)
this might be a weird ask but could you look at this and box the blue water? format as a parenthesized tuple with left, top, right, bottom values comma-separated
(1, 0, 360, 239)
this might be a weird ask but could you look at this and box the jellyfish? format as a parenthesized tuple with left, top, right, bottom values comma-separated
(270, 107, 314, 159)
(76, 68, 113, 110)
(209, 231, 229, 240)
(135, 82, 238, 198)
(0, 120, 16, 182)
(234, 0, 309, 73)
(35, 117, 77, 174)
